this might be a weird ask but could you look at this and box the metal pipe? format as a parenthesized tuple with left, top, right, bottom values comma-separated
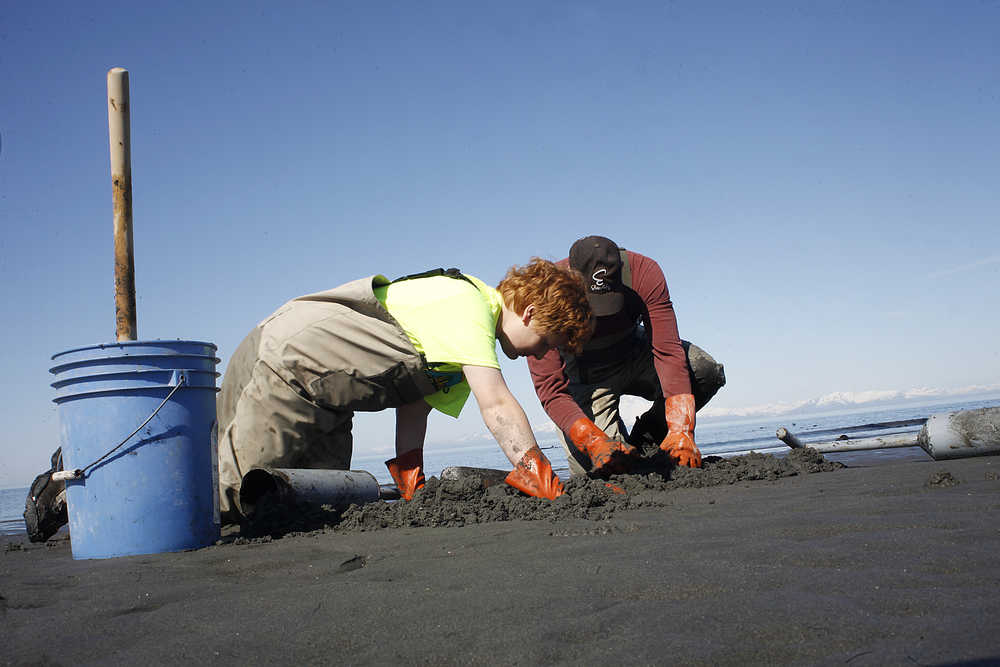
(777, 429, 918, 453)
(918, 407, 1000, 460)
(107, 67, 136, 342)
(779, 407, 1000, 459)
(239, 468, 382, 517)
(775, 427, 805, 449)
(782, 418, 926, 440)
(378, 484, 402, 501)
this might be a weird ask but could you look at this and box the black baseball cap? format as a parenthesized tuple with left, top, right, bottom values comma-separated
(569, 235, 625, 317)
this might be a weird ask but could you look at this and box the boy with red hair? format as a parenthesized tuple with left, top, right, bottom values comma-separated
(216, 259, 592, 522)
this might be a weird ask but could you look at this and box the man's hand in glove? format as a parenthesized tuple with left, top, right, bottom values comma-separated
(659, 393, 701, 468)
(505, 446, 564, 500)
(568, 417, 639, 477)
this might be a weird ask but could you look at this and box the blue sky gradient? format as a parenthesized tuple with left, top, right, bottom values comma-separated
(2, 1, 998, 487)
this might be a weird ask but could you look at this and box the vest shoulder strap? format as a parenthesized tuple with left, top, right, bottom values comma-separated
(618, 249, 644, 319)
(619, 248, 632, 289)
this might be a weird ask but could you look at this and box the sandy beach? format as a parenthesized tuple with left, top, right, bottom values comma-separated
(3, 451, 998, 666)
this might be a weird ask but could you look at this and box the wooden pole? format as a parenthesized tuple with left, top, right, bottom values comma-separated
(108, 67, 137, 341)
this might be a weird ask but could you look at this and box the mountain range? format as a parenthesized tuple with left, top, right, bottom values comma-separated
(695, 384, 1000, 420)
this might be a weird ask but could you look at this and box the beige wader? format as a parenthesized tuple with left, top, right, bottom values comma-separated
(216, 276, 438, 520)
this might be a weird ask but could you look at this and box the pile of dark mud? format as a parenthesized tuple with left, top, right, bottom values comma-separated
(236, 448, 842, 540)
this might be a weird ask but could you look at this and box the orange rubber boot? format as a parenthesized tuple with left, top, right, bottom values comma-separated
(659, 393, 701, 468)
(505, 446, 564, 500)
(385, 448, 426, 501)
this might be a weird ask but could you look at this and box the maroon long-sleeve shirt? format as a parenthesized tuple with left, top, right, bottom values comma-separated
(527, 250, 691, 435)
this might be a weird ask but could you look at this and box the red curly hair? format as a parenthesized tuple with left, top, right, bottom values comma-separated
(496, 258, 593, 353)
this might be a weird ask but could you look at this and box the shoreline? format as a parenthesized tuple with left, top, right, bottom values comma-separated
(3, 453, 999, 665)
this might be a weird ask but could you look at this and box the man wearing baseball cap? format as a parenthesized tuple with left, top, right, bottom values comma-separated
(527, 235, 725, 476)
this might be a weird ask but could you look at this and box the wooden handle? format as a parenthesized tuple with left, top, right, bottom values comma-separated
(108, 67, 137, 341)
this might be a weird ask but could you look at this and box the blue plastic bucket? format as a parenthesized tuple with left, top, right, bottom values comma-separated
(50, 340, 221, 559)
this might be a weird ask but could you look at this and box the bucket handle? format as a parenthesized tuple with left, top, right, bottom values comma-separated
(53, 372, 189, 482)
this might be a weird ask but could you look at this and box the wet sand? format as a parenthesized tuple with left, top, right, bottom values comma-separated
(3, 452, 999, 665)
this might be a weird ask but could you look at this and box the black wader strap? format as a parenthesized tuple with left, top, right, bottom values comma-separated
(617, 249, 643, 319)
(620, 249, 632, 289)
(391, 267, 476, 288)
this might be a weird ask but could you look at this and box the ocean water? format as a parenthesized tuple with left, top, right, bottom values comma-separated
(3, 396, 997, 537)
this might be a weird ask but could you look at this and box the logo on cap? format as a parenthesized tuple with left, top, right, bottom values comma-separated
(590, 268, 609, 292)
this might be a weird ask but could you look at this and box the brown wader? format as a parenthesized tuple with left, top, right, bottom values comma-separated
(559, 338, 726, 477)
(216, 276, 439, 521)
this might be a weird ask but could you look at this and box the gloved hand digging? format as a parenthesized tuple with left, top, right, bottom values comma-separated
(568, 417, 640, 477)
(659, 393, 701, 468)
(505, 445, 564, 499)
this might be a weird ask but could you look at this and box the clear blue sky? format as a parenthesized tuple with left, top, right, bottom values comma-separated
(2, 1, 998, 488)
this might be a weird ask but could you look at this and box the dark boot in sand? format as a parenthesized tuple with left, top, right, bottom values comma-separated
(23, 448, 68, 542)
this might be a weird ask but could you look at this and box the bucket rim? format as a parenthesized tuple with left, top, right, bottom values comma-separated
(50, 352, 221, 375)
(52, 383, 221, 403)
(51, 367, 220, 389)
(52, 340, 218, 361)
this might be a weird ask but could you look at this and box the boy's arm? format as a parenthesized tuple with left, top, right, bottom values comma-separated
(464, 364, 563, 499)
(463, 364, 537, 465)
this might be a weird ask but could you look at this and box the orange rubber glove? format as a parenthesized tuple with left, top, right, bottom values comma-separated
(659, 393, 701, 468)
(505, 446, 564, 500)
(385, 448, 426, 501)
(568, 417, 639, 476)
